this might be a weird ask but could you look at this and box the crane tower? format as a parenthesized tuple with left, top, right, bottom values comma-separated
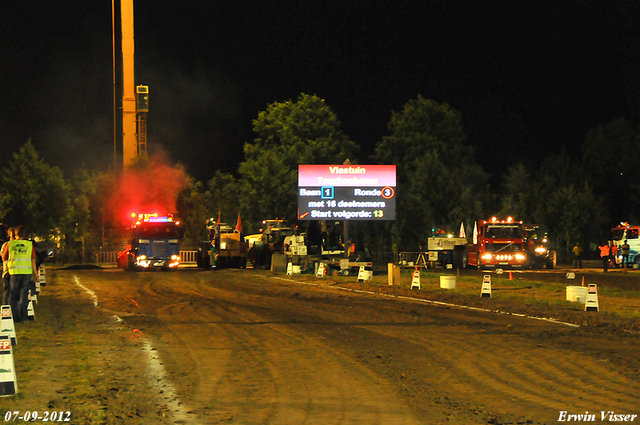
(120, 0, 147, 167)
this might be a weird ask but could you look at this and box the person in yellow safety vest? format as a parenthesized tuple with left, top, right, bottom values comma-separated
(622, 239, 630, 267)
(1, 226, 37, 323)
(598, 242, 610, 273)
(572, 242, 583, 268)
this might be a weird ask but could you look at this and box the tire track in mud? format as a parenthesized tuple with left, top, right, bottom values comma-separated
(380, 315, 637, 420)
(407, 329, 640, 414)
(139, 273, 423, 424)
(237, 272, 640, 422)
(71, 273, 200, 425)
(75, 269, 640, 424)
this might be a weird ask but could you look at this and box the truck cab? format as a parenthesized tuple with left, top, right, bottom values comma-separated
(467, 217, 527, 269)
(122, 213, 181, 270)
(612, 223, 640, 267)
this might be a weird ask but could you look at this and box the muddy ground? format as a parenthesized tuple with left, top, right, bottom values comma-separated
(1, 265, 639, 425)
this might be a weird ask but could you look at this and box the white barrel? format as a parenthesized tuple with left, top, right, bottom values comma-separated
(440, 275, 456, 289)
(566, 286, 588, 304)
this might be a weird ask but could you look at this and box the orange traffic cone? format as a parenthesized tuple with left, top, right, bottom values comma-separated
(509, 271, 513, 280)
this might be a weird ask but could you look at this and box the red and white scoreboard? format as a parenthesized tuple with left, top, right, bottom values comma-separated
(298, 164, 396, 221)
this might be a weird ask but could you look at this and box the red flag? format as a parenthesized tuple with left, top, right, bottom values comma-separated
(235, 214, 243, 233)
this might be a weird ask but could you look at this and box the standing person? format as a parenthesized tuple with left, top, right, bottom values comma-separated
(363, 242, 372, 262)
(348, 240, 356, 261)
(598, 242, 610, 273)
(208, 241, 217, 270)
(621, 239, 630, 268)
(1, 227, 14, 305)
(610, 242, 618, 268)
(572, 242, 583, 268)
(2, 226, 37, 322)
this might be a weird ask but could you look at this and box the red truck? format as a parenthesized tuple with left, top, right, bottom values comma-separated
(466, 217, 528, 270)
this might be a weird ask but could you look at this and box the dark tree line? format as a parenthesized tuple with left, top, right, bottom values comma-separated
(1, 95, 637, 264)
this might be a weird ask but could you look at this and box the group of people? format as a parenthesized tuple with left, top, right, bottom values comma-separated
(596, 240, 630, 272)
(348, 241, 372, 262)
(2, 226, 38, 323)
(572, 240, 631, 272)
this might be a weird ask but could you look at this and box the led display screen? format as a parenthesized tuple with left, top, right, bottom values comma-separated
(298, 164, 396, 221)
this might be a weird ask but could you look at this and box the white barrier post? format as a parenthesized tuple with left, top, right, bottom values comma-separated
(0, 335, 18, 396)
(481, 274, 492, 298)
(585, 284, 599, 312)
(27, 291, 35, 321)
(0, 306, 17, 346)
(0, 334, 17, 396)
(410, 266, 421, 290)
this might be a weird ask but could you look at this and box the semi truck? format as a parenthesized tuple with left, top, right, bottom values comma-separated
(119, 213, 181, 271)
(466, 217, 528, 270)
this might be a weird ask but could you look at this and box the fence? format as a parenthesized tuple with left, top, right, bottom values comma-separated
(95, 251, 119, 265)
(95, 250, 199, 265)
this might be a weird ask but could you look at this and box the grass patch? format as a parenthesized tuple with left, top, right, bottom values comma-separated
(0, 271, 164, 424)
(334, 268, 640, 321)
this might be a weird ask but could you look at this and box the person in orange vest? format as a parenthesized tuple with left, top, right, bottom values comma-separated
(348, 240, 356, 261)
(610, 243, 618, 268)
(598, 242, 610, 272)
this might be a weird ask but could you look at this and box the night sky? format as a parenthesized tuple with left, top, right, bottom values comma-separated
(2, 1, 639, 184)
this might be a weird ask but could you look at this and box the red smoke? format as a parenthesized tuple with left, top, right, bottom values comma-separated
(106, 153, 190, 224)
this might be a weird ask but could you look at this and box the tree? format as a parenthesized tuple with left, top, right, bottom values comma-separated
(374, 96, 488, 250)
(206, 170, 243, 227)
(533, 151, 606, 262)
(65, 168, 100, 262)
(539, 183, 604, 262)
(238, 94, 359, 225)
(498, 163, 536, 221)
(581, 117, 640, 222)
(0, 140, 72, 238)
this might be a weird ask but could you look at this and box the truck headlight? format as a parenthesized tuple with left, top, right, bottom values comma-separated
(515, 253, 526, 261)
(534, 247, 547, 254)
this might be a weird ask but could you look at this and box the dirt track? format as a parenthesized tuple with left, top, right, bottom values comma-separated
(4, 267, 640, 424)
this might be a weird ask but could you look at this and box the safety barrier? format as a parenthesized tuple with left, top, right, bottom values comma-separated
(180, 250, 199, 264)
(95, 251, 119, 265)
